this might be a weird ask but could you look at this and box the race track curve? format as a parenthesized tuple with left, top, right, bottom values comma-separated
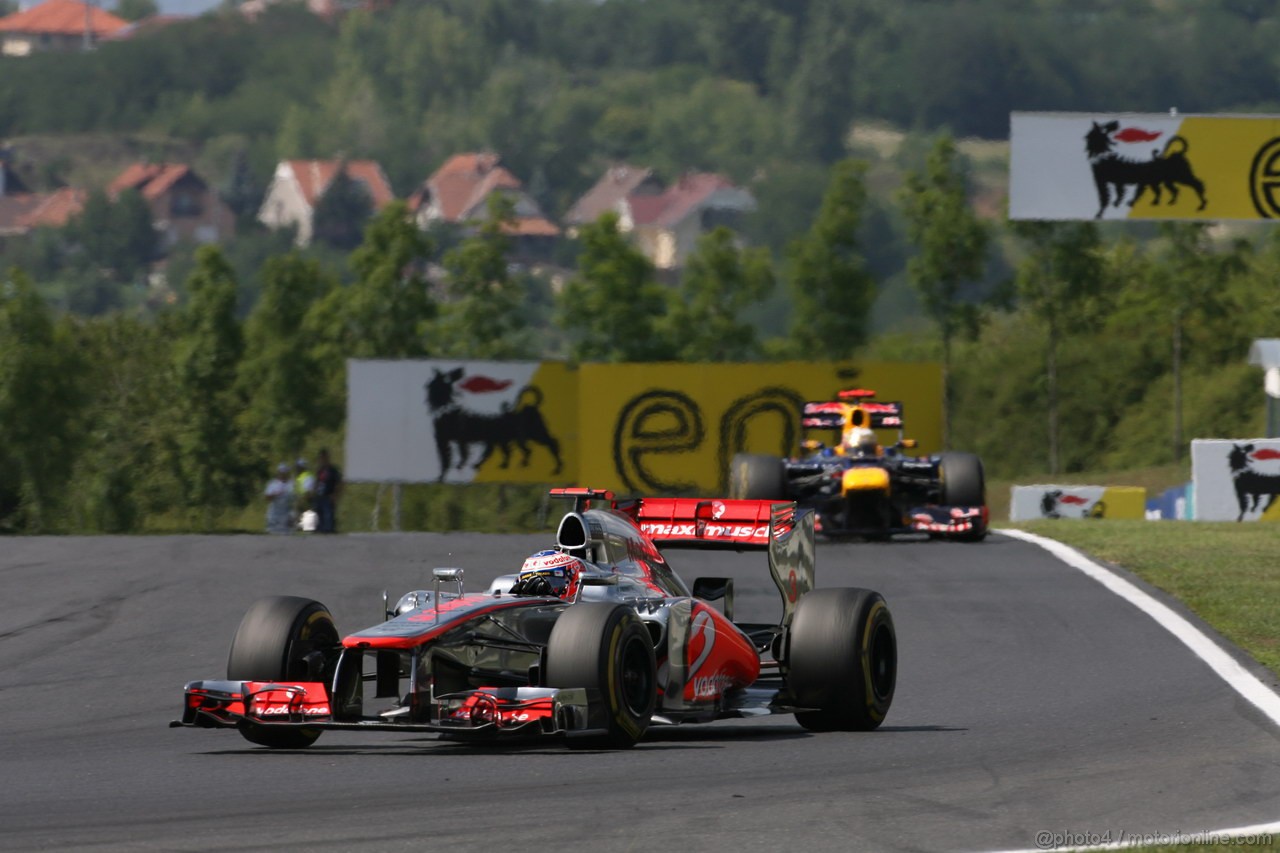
(1, 530, 1278, 852)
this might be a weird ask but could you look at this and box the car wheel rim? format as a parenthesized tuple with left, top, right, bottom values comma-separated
(618, 636, 653, 717)
(868, 622, 895, 701)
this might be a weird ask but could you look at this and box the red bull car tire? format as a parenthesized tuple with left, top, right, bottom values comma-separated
(729, 453, 786, 501)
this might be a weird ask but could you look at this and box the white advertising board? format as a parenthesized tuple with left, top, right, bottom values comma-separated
(1010, 111, 1280, 222)
(1191, 438, 1280, 521)
(345, 360, 565, 483)
(1010, 485, 1107, 521)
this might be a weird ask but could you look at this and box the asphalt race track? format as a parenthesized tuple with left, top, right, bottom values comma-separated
(2, 530, 1279, 852)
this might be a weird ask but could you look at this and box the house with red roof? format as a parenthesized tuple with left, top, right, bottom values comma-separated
(563, 165, 664, 235)
(407, 152, 560, 260)
(258, 159, 394, 247)
(567, 168, 755, 271)
(108, 162, 235, 247)
(0, 187, 85, 238)
(0, 0, 128, 56)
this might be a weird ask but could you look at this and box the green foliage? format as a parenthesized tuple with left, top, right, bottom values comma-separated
(170, 246, 246, 520)
(5, 189, 156, 315)
(557, 212, 672, 363)
(900, 136, 990, 344)
(304, 201, 434, 419)
(62, 314, 181, 532)
(436, 194, 535, 359)
(237, 253, 336, 463)
(315, 200, 435, 358)
(665, 227, 774, 362)
(311, 167, 375, 252)
(116, 0, 157, 22)
(899, 135, 990, 446)
(785, 159, 876, 360)
(0, 271, 85, 530)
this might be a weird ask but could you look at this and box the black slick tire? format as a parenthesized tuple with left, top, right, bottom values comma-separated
(729, 453, 786, 500)
(787, 587, 896, 732)
(939, 452, 985, 508)
(226, 596, 339, 749)
(545, 603, 656, 749)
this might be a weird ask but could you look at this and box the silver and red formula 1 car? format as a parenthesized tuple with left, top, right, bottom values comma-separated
(172, 488, 897, 750)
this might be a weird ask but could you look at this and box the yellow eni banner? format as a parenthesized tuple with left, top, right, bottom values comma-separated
(576, 362, 942, 495)
(1009, 112, 1280, 221)
(347, 360, 941, 491)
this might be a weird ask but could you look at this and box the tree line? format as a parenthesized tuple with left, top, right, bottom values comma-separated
(1, 0, 1277, 245)
(5, 135, 1279, 532)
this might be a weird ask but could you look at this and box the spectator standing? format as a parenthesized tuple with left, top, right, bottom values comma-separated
(313, 448, 343, 533)
(264, 463, 293, 534)
(293, 458, 315, 523)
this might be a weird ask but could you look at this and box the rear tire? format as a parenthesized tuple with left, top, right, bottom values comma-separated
(545, 603, 656, 749)
(226, 596, 339, 749)
(788, 588, 896, 732)
(939, 452, 985, 507)
(729, 453, 786, 500)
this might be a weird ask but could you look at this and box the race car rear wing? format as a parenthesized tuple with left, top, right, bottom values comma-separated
(636, 497, 815, 626)
(802, 400, 904, 430)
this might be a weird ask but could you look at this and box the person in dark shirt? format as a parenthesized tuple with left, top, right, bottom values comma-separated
(312, 448, 343, 533)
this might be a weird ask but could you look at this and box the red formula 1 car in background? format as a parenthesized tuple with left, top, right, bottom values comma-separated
(172, 488, 897, 750)
(730, 389, 988, 541)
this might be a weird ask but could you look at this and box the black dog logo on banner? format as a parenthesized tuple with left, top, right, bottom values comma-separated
(425, 367, 563, 481)
(1085, 120, 1207, 219)
(1227, 442, 1280, 521)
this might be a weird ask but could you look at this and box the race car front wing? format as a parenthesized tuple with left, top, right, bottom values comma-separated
(172, 679, 611, 739)
(172, 678, 810, 740)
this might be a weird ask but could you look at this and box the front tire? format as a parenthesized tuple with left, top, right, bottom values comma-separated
(939, 452, 985, 508)
(545, 603, 656, 749)
(226, 596, 339, 749)
(787, 588, 896, 732)
(729, 452, 786, 500)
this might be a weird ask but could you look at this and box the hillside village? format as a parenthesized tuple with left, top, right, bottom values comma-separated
(0, 144, 758, 279)
(0, 0, 763, 288)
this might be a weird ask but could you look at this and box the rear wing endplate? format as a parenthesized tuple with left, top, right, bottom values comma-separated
(637, 498, 815, 625)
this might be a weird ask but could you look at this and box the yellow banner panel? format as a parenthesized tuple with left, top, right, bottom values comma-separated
(576, 361, 942, 495)
(1098, 487, 1147, 520)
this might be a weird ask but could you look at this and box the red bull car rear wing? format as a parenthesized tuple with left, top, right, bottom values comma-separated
(802, 400, 904, 430)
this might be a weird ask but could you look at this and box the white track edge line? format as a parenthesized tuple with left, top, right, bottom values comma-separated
(988, 529, 1280, 853)
(997, 528, 1280, 727)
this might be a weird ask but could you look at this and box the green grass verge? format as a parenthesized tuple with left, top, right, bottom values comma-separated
(1005, 519, 1280, 679)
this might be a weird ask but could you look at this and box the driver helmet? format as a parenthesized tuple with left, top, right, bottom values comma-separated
(516, 549, 584, 600)
(844, 426, 878, 455)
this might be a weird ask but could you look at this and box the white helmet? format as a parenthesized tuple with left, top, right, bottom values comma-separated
(846, 426, 878, 454)
(514, 549, 584, 599)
